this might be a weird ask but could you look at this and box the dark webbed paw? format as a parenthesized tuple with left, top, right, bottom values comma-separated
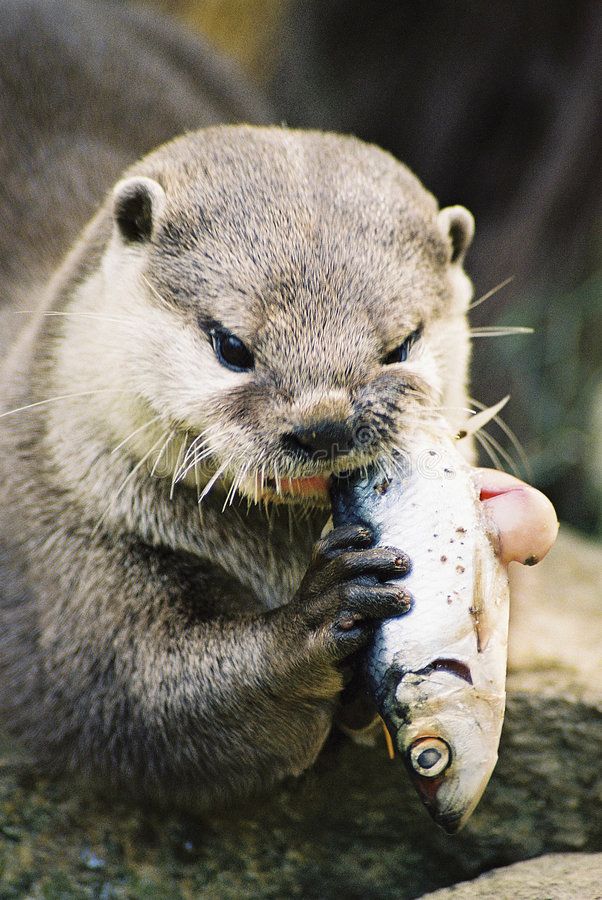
(291, 524, 411, 661)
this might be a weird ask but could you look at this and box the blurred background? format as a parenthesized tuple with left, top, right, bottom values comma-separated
(149, 0, 602, 537)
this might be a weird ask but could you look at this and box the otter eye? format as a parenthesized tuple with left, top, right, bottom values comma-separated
(382, 326, 422, 365)
(409, 736, 451, 778)
(210, 327, 254, 372)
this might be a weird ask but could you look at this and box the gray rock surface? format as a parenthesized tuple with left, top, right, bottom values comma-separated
(421, 852, 602, 899)
(0, 526, 600, 898)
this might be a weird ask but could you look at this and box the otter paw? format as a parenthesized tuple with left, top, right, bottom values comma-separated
(293, 524, 412, 661)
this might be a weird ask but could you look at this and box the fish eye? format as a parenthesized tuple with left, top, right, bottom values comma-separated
(409, 736, 451, 778)
(210, 326, 254, 372)
(382, 326, 422, 365)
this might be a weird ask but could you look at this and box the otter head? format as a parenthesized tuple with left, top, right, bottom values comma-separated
(74, 126, 474, 508)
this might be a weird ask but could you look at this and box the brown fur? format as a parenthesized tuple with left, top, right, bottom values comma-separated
(0, 1, 474, 806)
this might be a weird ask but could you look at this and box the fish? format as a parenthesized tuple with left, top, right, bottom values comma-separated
(331, 432, 511, 833)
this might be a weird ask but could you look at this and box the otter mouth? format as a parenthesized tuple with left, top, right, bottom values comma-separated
(232, 472, 332, 505)
(237, 457, 384, 506)
(262, 475, 330, 501)
(226, 453, 385, 507)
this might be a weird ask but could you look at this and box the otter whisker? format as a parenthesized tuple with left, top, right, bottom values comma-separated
(233, 463, 250, 505)
(241, 462, 255, 504)
(180, 434, 201, 468)
(170, 432, 189, 500)
(15, 310, 138, 324)
(222, 462, 244, 511)
(150, 428, 177, 478)
(192, 455, 206, 526)
(468, 276, 515, 311)
(179, 424, 224, 474)
(193, 455, 201, 501)
(198, 454, 234, 505)
(0, 388, 127, 420)
(140, 272, 169, 307)
(387, 448, 414, 482)
(176, 439, 219, 483)
(380, 447, 404, 480)
(476, 427, 522, 478)
(273, 467, 281, 497)
(186, 429, 222, 461)
(182, 424, 221, 463)
(176, 433, 214, 482)
(176, 454, 199, 483)
(469, 396, 531, 479)
(191, 444, 220, 468)
(469, 326, 533, 338)
(114, 431, 170, 502)
(373, 453, 392, 482)
(474, 430, 503, 471)
(111, 415, 163, 455)
(424, 405, 476, 416)
(221, 480, 237, 512)
(224, 459, 251, 511)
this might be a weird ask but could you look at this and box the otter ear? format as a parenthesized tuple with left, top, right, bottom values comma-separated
(438, 205, 475, 264)
(112, 176, 166, 244)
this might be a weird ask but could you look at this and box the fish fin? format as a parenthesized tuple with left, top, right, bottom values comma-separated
(380, 717, 395, 760)
(456, 396, 510, 441)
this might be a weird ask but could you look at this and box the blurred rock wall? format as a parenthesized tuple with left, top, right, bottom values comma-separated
(148, 0, 602, 537)
(149, 0, 284, 79)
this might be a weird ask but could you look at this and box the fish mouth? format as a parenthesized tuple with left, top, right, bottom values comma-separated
(431, 809, 466, 834)
(429, 776, 494, 834)
(406, 767, 483, 834)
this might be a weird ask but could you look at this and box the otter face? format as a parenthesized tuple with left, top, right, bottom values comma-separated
(91, 128, 474, 507)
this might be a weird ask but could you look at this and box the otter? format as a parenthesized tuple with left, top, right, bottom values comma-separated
(0, 0, 476, 806)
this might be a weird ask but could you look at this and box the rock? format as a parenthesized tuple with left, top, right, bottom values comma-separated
(508, 525, 602, 702)
(420, 852, 602, 899)
(0, 526, 600, 898)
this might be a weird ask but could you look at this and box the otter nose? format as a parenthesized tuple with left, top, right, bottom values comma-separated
(284, 421, 354, 460)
